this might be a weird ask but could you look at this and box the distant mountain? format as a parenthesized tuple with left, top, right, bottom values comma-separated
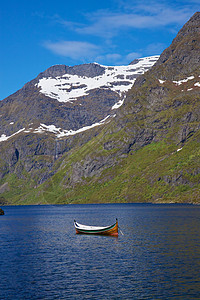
(0, 12, 199, 205)
(0, 56, 158, 141)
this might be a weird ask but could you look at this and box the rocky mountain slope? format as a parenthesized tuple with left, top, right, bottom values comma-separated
(0, 56, 158, 140)
(0, 12, 199, 205)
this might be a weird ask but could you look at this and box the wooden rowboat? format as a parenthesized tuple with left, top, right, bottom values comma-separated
(74, 218, 118, 236)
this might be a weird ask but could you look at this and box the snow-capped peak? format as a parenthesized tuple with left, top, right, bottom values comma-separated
(36, 56, 159, 103)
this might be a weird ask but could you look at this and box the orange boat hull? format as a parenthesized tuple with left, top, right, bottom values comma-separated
(75, 219, 118, 236)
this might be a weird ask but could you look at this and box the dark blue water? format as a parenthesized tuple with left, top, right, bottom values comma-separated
(0, 204, 200, 299)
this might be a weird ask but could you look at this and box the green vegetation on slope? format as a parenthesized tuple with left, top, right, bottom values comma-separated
(2, 129, 198, 205)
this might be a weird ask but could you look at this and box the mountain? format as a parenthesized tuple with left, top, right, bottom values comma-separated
(0, 12, 199, 205)
(0, 56, 158, 140)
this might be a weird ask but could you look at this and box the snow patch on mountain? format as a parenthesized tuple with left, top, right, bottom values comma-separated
(158, 79, 165, 84)
(172, 76, 195, 85)
(36, 56, 159, 103)
(159, 76, 200, 90)
(0, 115, 114, 143)
(111, 95, 126, 110)
(0, 128, 25, 142)
(34, 115, 113, 137)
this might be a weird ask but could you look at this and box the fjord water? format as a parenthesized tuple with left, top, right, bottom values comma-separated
(0, 204, 200, 299)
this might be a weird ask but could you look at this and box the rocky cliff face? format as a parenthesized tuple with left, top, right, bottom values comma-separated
(154, 12, 200, 80)
(0, 13, 199, 204)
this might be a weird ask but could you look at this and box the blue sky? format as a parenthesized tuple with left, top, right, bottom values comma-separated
(0, 0, 199, 99)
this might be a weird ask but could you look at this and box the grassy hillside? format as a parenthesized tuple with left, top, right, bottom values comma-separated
(39, 130, 200, 204)
(1, 128, 199, 205)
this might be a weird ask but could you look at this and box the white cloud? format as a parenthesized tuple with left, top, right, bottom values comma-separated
(43, 40, 142, 65)
(125, 52, 142, 62)
(42, 2, 199, 64)
(144, 43, 166, 55)
(95, 53, 121, 64)
(43, 41, 99, 60)
(95, 52, 141, 65)
(63, 4, 196, 38)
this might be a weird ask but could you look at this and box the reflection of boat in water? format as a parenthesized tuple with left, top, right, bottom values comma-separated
(74, 219, 118, 236)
